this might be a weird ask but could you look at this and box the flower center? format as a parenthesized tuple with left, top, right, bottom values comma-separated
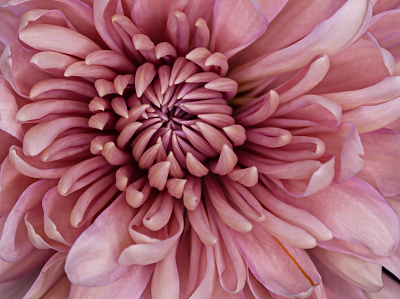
(88, 54, 246, 196)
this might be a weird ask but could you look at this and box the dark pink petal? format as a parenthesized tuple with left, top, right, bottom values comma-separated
(65, 193, 133, 287)
(357, 129, 400, 196)
(210, 0, 267, 58)
(70, 265, 154, 299)
(232, 223, 321, 298)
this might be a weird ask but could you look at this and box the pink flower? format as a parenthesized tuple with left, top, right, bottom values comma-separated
(1, 0, 400, 298)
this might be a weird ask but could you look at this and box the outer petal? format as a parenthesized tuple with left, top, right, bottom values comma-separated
(357, 129, 400, 196)
(272, 178, 400, 257)
(0, 7, 18, 50)
(210, 0, 268, 58)
(70, 265, 154, 299)
(232, 222, 321, 298)
(65, 193, 133, 287)
(364, 272, 400, 298)
(311, 247, 383, 292)
(0, 179, 57, 262)
(230, 0, 371, 82)
(0, 79, 24, 141)
(23, 252, 67, 299)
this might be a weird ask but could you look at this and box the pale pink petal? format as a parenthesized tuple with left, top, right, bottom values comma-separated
(210, 0, 268, 58)
(364, 272, 400, 298)
(312, 247, 383, 292)
(232, 223, 321, 298)
(230, 0, 371, 82)
(0, 179, 57, 262)
(23, 252, 67, 299)
(315, 122, 364, 183)
(357, 129, 400, 196)
(273, 178, 400, 257)
(70, 265, 154, 299)
(65, 193, 133, 287)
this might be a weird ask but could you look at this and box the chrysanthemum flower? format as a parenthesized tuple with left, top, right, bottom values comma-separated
(1, 0, 400, 298)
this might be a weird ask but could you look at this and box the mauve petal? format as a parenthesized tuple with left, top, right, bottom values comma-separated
(312, 256, 370, 299)
(365, 272, 400, 298)
(0, 130, 20, 162)
(42, 186, 88, 246)
(232, 223, 321, 298)
(373, 0, 400, 14)
(312, 247, 383, 292)
(210, 0, 267, 58)
(5, 0, 100, 42)
(131, 0, 175, 43)
(230, 0, 371, 83)
(341, 96, 400, 134)
(257, 0, 288, 22)
(0, 179, 57, 262)
(19, 24, 101, 59)
(0, 39, 52, 98)
(310, 36, 392, 94)
(65, 193, 133, 287)
(0, 249, 51, 284)
(369, 9, 400, 49)
(69, 265, 154, 299)
(0, 79, 24, 141)
(93, 0, 125, 53)
(151, 243, 179, 299)
(0, 7, 18, 47)
(0, 270, 41, 299)
(208, 206, 248, 294)
(315, 122, 364, 183)
(246, 269, 274, 299)
(0, 155, 35, 217)
(41, 275, 70, 299)
(277, 54, 330, 103)
(23, 252, 67, 299)
(356, 129, 400, 196)
(322, 76, 400, 111)
(118, 201, 184, 265)
(273, 178, 400, 257)
(231, 0, 346, 67)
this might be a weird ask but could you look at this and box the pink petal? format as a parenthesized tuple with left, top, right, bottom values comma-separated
(0, 79, 25, 141)
(70, 265, 154, 299)
(151, 244, 179, 299)
(65, 193, 133, 287)
(0, 39, 52, 98)
(274, 178, 400, 257)
(357, 129, 400, 196)
(118, 201, 183, 265)
(0, 8, 19, 48)
(310, 36, 392, 94)
(232, 223, 321, 298)
(231, 0, 346, 67)
(230, 0, 371, 82)
(210, 0, 267, 58)
(0, 179, 57, 262)
(19, 24, 101, 59)
(311, 247, 383, 292)
(315, 122, 364, 183)
(23, 252, 67, 299)
(365, 272, 400, 298)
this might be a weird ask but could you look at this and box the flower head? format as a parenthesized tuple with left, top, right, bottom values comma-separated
(1, 0, 400, 298)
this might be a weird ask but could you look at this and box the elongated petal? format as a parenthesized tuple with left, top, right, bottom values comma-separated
(65, 194, 133, 287)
